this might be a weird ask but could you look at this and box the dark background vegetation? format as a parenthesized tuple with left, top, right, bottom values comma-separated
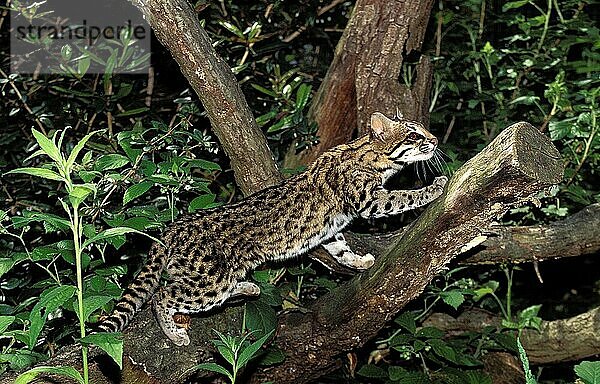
(0, 0, 598, 383)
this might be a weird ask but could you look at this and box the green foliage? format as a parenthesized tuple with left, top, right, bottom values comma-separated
(429, 0, 598, 220)
(575, 361, 600, 384)
(194, 330, 273, 384)
(1, 109, 221, 379)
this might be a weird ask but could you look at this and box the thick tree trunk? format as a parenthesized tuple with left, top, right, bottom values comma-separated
(252, 122, 563, 383)
(129, 0, 282, 194)
(287, 0, 435, 166)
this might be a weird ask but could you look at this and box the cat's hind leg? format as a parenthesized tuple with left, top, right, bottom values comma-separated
(152, 287, 190, 346)
(322, 233, 375, 270)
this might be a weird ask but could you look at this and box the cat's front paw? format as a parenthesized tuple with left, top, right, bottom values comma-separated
(337, 252, 375, 270)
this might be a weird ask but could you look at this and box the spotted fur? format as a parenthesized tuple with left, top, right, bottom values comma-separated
(99, 112, 447, 346)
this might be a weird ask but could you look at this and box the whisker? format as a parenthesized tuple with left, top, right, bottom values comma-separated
(414, 161, 423, 182)
(421, 161, 428, 179)
(435, 147, 451, 160)
(433, 150, 450, 175)
(425, 158, 436, 175)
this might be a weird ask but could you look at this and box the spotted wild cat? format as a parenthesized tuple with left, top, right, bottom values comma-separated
(99, 112, 448, 346)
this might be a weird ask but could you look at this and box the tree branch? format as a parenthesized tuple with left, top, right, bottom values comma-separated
(424, 306, 600, 364)
(129, 0, 281, 195)
(345, 203, 600, 267)
(461, 203, 600, 265)
(253, 122, 563, 383)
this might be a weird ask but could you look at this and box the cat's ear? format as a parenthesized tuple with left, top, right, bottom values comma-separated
(370, 112, 394, 141)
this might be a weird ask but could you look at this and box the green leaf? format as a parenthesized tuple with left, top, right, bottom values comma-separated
(357, 364, 388, 379)
(440, 290, 465, 310)
(509, 95, 540, 105)
(416, 326, 444, 339)
(257, 346, 286, 366)
(81, 332, 123, 369)
(0, 350, 46, 371)
(491, 332, 518, 352)
(188, 194, 216, 213)
(15, 365, 84, 384)
(245, 300, 277, 339)
(0, 315, 16, 333)
(5, 167, 64, 182)
(115, 107, 150, 117)
(251, 83, 277, 97)
(388, 365, 408, 381)
(0, 253, 28, 278)
(69, 184, 95, 208)
(216, 344, 236, 366)
(194, 362, 233, 381)
(95, 154, 130, 171)
(79, 295, 113, 322)
(237, 330, 274, 370)
(428, 338, 457, 363)
(394, 311, 417, 334)
(218, 20, 244, 38)
(83, 226, 162, 248)
(123, 181, 153, 205)
(66, 130, 99, 171)
(502, 0, 530, 11)
(77, 55, 91, 76)
(28, 285, 77, 349)
(575, 361, 600, 384)
(188, 159, 221, 171)
(295, 83, 311, 110)
(31, 129, 63, 164)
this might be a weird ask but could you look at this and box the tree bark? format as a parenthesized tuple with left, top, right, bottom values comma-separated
(253, 122, 563, 383)
(461, 203, 600, 265)
(129, 0, 282, 195)
(287, 0, 435, 167)
(424, 306, 600, 364)
(344, 203, 600, 267)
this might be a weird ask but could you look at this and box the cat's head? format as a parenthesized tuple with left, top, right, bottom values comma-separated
(369, 112, 438, 164)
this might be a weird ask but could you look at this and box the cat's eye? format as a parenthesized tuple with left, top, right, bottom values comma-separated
(407, 132, 421, 141)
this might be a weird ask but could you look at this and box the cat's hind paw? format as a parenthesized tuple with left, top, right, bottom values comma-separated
(167, 326, 191, 347)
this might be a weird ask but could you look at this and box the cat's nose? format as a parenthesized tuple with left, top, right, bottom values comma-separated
(430, 137, 438, 147)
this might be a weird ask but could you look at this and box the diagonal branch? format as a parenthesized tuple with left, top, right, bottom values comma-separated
(129, 0, 282, 195)
(252, 122, 563, 383)
(345, 203, 600, 267)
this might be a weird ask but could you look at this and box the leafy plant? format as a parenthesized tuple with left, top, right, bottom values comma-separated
(5, 129, 139, 382)
(194, 330, 273, 384)
(575, 361, 600, 384)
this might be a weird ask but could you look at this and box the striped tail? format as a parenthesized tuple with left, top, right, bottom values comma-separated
(98, 243, 167, 333)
